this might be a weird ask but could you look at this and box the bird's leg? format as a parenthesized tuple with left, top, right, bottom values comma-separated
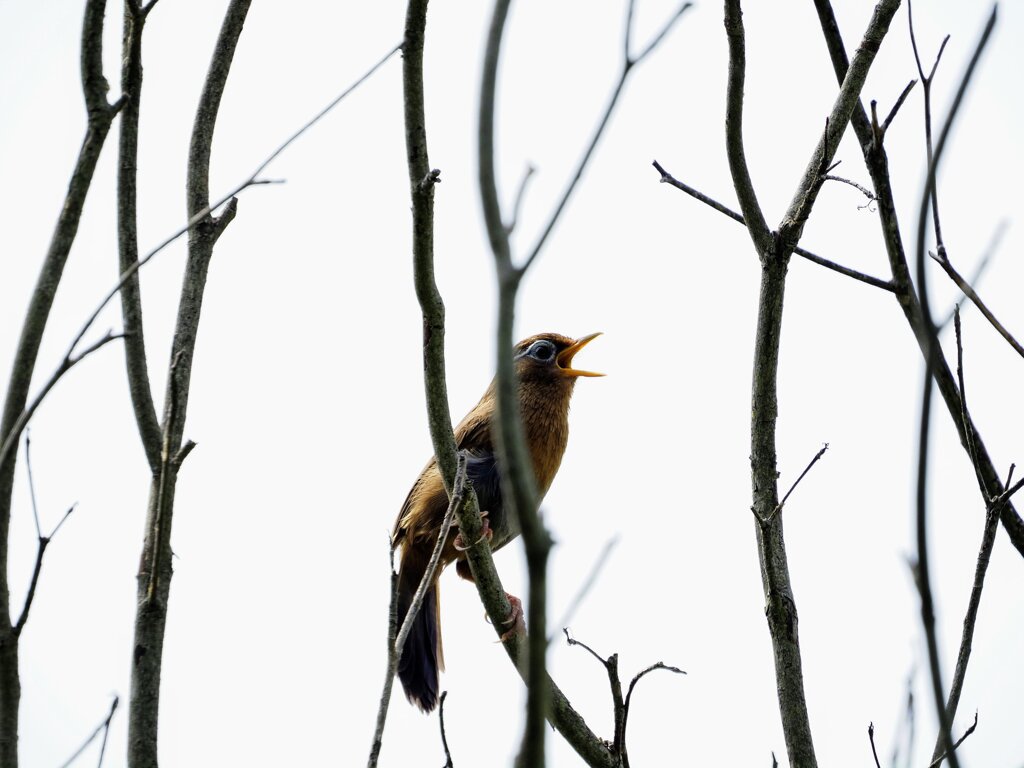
(497, 593, 525, 641)
(453, 510, 492, 552)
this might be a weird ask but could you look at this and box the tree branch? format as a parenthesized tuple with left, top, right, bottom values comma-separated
(723, 0, 772, 258)
(0, 6, 121, 760)
(117, 0, 163, 472)
(58, 695, 119, 768)
(811, 1, 1024, 562)
(519, 0, 692, 273)
(913, 12, 997, 768)
(778, 0, 900, 251)
(128, 4, 252, 765)
(368, 455, 467, 767)
(651, 160, 895, 292)
(734, 4, 899, 767)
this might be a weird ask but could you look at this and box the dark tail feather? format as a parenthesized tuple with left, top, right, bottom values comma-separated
(396, 547, 443, 712)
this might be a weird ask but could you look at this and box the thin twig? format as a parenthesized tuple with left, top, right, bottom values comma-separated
(779, 0, 902, 250)
(823, 174, 876, 203)
(939, 219, 1009, 330)
(890, 667, 916, 768)
(504, 164, 535, 235)
(552, 536, 619, 637)
(24, 433, 42, 539)
(620, 661, 686, 768)
(880, 79, 918, 137)
(368, 455, 468, 767)
(812, 0, 1024, 560)
(0, 332, 126, 474)
(868, 722, 882, 768)
(928, 711, 978, 768)
(932, 251, 1024, 360)
(61, 43, 403, 445)
(563, 627, 608, 668)
(764, 443, 829, 524)
(14, 503, 76, 637)
(438, 691, 455, 768)
(914, 11, 998, 768)
(908, 0, 951, 256)
(651, 160, 895, 292)
(519, 1, 692, 273)
(952, 308, 984, 494)
(58, 696, 119, 768)
(394, 455, 466, 659)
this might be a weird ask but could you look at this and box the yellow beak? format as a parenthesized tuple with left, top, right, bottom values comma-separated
(556, 332, 604, 377)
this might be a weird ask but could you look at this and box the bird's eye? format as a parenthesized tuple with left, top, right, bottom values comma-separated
(529, 341, 556, 362)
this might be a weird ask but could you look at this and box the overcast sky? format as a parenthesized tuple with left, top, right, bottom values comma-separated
(1, 1, 1022, 766)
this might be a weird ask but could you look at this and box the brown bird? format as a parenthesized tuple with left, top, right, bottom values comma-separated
(392, 332, 602, 712)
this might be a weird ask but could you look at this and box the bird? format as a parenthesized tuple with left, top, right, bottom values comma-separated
(392, 331, 602, 712)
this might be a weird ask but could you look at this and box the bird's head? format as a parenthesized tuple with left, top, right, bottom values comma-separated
(513, 332, 603, 384)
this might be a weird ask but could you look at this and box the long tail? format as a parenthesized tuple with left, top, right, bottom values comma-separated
(396, 544, 444, 712)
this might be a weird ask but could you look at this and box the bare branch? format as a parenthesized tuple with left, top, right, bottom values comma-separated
(812, 0, 1024, 560)
(890, 668, 916, 768)
(913, 11, 998, 768)
(939, 220, 1008, 329)
(764, 443, 829, 524)
(952, 308, 984, 494)
(723, 0, 772, 257)
(117, 0, 162, 471)
(630, 1, 693, 66)
(62, 44, 401, 447)
(519, 1, 692, 273)
(504, 164, 536, 236)
(0, 1, 122, 752)
(881, 79, 918, 137)
(0, 332, 126, 475)
(621, 661, 686, 767)
(651, 160, 895, 292)
(395, 457, 465, 659)
(933, 252, 1024, 360)
(868, 723, 882, 768)
(823, 174, 876, 204)
(928, 711, 978, 768)
(58, 695, 119, 768)
(552, 536, 619, 636)
(14, 503, 76, 638)
(24, 433, 42, 540)
(128, 3, 253, 764)
(368, 456, 467, 767)
(779, 0, 901, 250)
(438, 691, 454, 768)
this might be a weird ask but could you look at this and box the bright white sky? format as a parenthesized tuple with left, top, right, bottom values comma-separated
(1, 1, 1022, 766)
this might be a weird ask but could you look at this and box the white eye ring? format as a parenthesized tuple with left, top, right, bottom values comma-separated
(528, 341, 556, 362)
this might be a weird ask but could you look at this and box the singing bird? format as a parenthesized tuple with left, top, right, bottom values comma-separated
(392, 332, 602, 712)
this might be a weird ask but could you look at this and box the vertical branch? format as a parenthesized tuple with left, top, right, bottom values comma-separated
(403, 0, 459, 490)
(478, 3, 551, 766)
(727, 3, 898, 767)
(913, 12, 997, 768)
(127, 2, 251, 766)
(722, 0, 771, 258)
(0, 1, 122, 764)
(117, 0, 163, 472)
(811, 2, 1024, 560)
(403, 5, 610, 765)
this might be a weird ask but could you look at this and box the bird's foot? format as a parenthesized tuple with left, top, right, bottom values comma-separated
(453, 511, 492, 551)
(488, 593, 525, 642)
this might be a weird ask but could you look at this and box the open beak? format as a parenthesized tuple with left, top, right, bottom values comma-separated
(556, 332, 604, 377)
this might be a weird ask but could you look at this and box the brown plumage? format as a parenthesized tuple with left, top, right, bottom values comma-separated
(392, 332, 601, 712)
